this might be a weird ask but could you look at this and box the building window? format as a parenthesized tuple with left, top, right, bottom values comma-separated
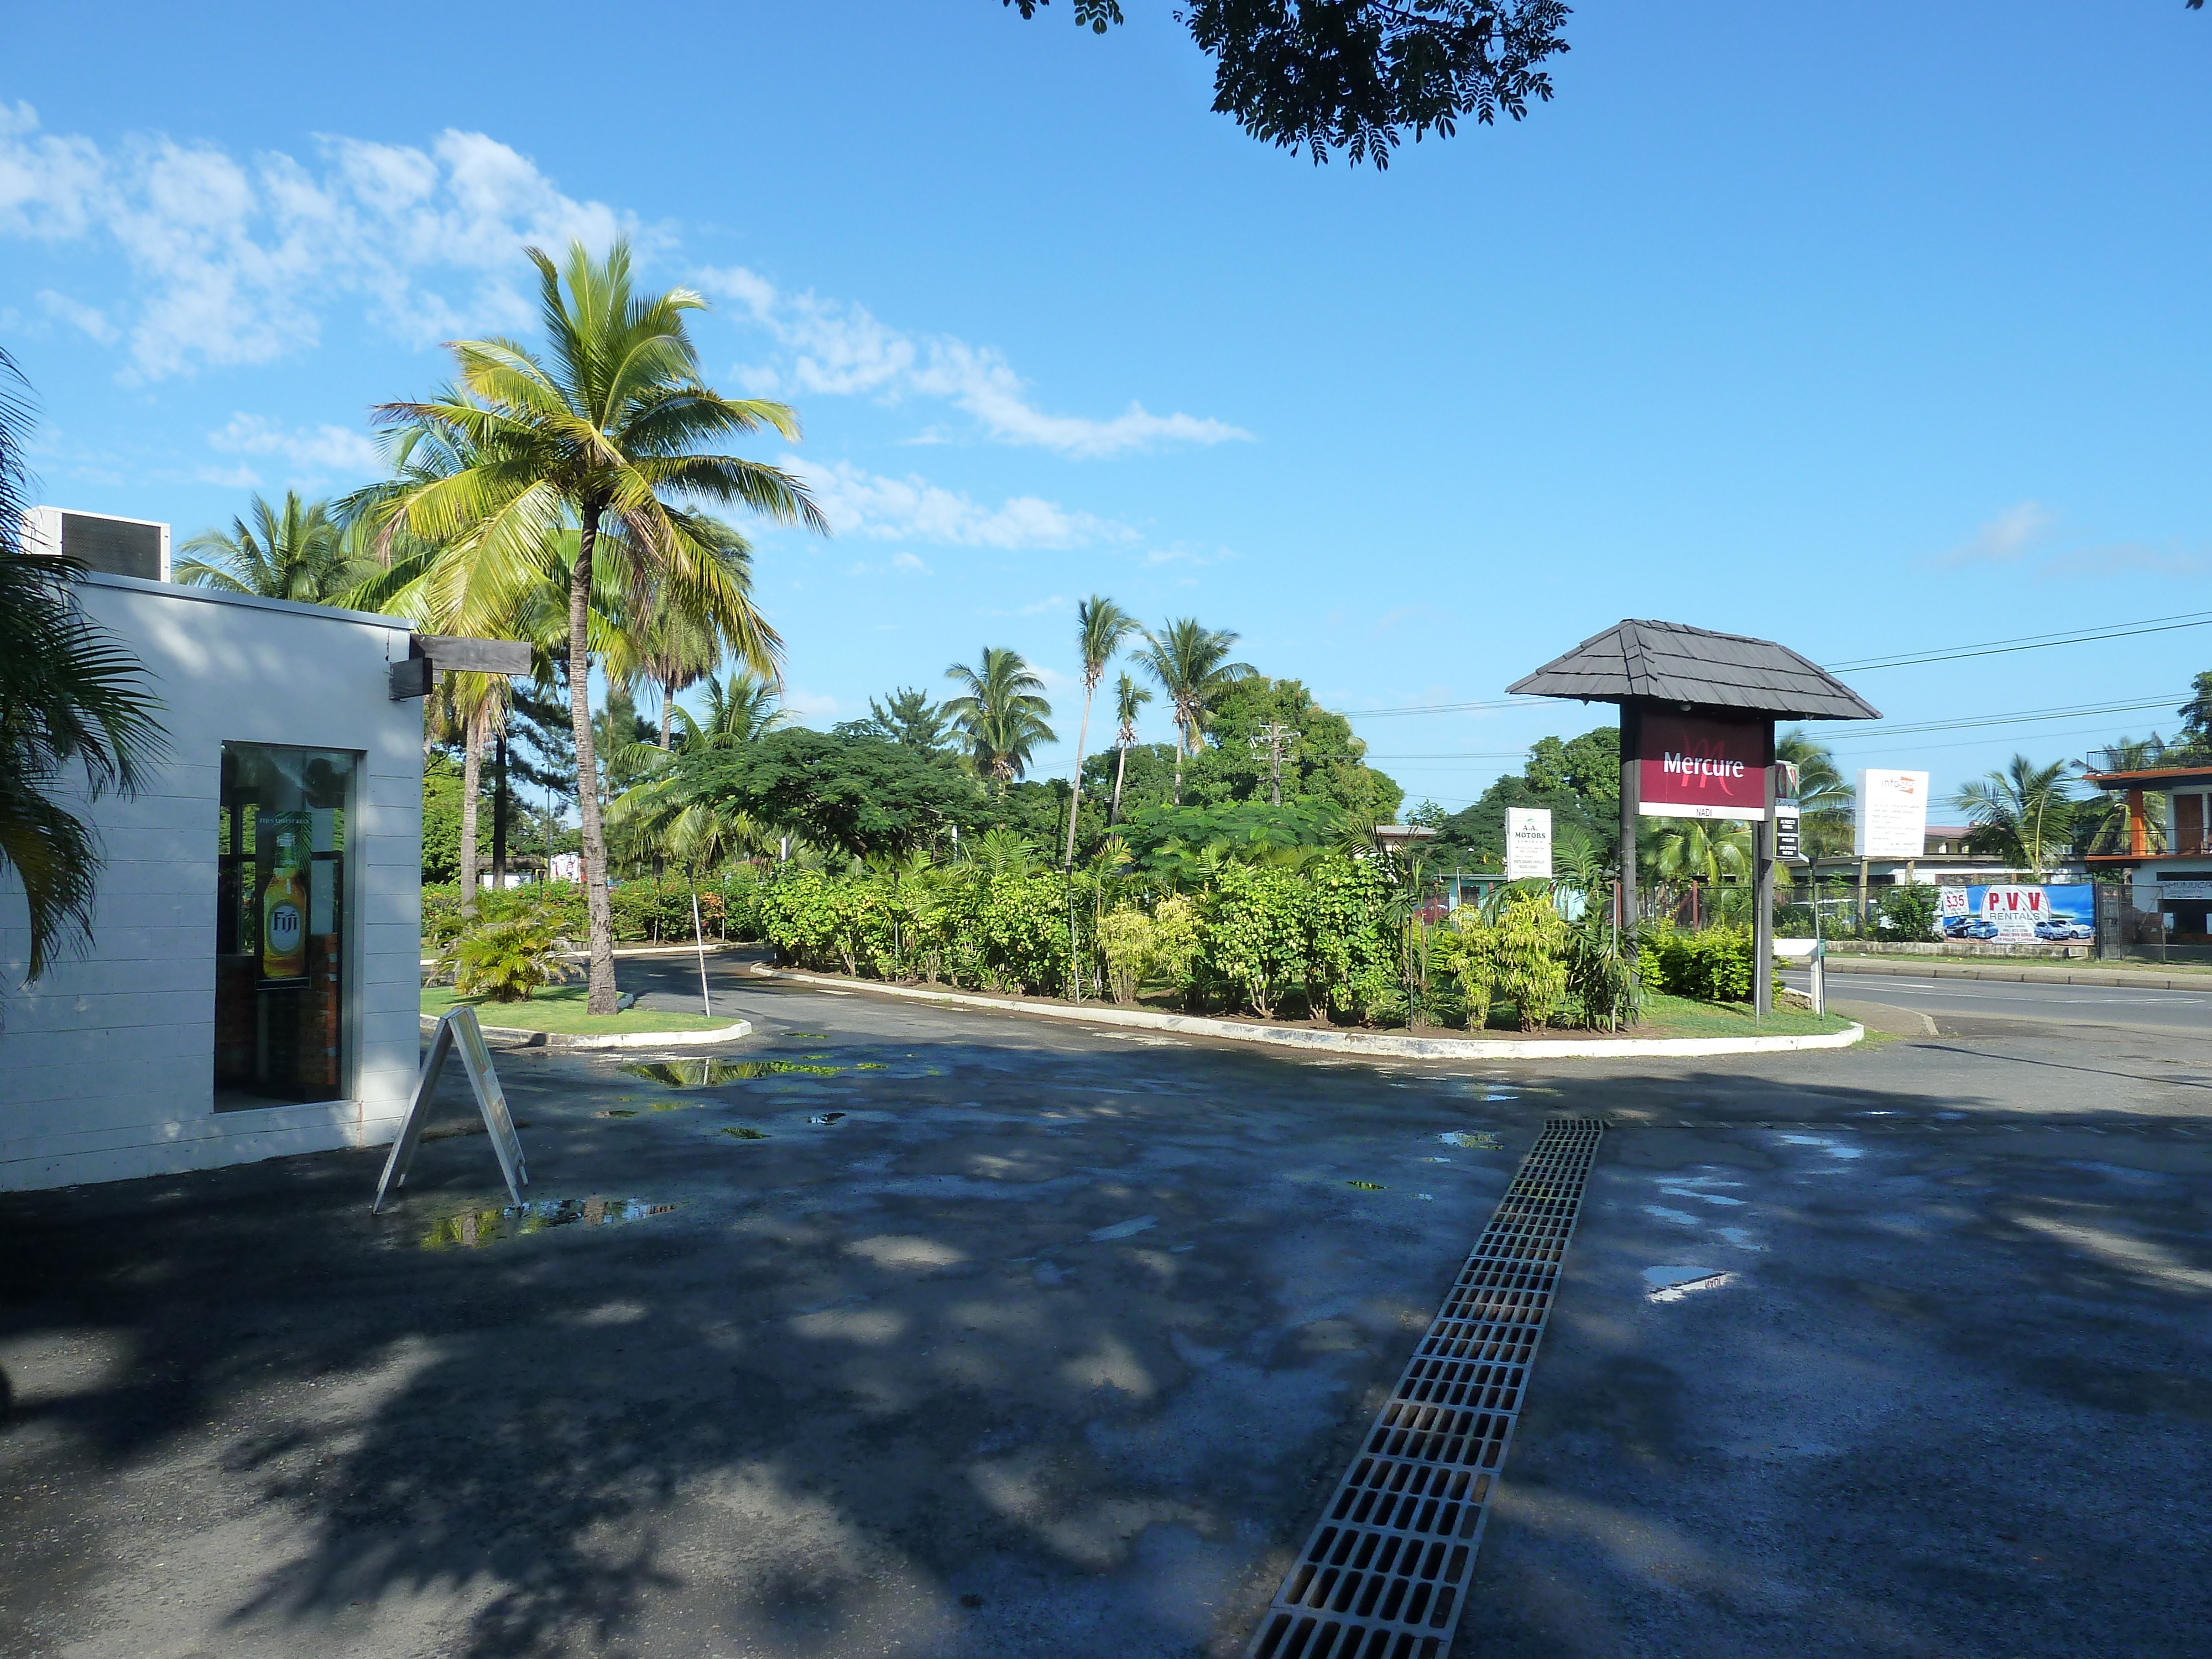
(215, 744, 357, 1109)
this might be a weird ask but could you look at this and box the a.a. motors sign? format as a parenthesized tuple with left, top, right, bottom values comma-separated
(1636, 710, 1770, 821)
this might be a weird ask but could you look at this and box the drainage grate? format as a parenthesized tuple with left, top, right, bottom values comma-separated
(1245, 1115, 1604, 1659)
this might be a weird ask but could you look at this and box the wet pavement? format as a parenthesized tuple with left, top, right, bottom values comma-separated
(3, 962, 2209, 1657)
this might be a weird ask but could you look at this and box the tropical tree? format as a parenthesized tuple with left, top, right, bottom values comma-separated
(679, 669, 784, 751)
(1650, 817, 1751, 890)
(1109, 671, 1152, 825)
(944, 646, 1055, 788)
(1952, 755, 2077, 877)
(176, 492, 376, 603)
(0, 349, 168, 1019)
(1062, 595, 1141, 867)
(368, 240, 822, 1014)
(1775, 728, 1854, 857)
(1135, 617, 1255, 805)
(2075, 735, 2171, 854)
(863, 687, 956, 753)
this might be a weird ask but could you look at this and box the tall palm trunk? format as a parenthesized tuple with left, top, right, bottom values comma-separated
(659, 677, 675, 750)
(1063, 677, 1096, 869)
(569, 513, 619, 1015)
(458, 703, 485, 916)
(491, 727, 509, 885)
(1171, 714, 1185, 806)
(1110, 738, 1129, 825)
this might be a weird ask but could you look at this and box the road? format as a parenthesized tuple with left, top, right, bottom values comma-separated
(1786, 963, 2212, 1035)
(4, 959, 2209, 1659)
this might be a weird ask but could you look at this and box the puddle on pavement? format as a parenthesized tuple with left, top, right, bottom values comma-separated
(809, 1112, 847, 1125)
(621, 1059, 841, 1086)
(1087, 1215, 1156, 1242)
(1347, 1180, 1385, 1191)
(855, 1062, 887, 1070)
(722, 1126, 769, 1140)
(418, 1197, 677, 1250)
(1440, 1131, 1503, 1151)
(784, 1031, 831, 1039)
(1644, 1265, 1734, 1302)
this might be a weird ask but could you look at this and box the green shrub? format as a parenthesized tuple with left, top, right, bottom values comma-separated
(1494, 896, 1571, 1030)
(439, 909, 576, 1001)
(1097, 907, 1156, 1004)
(1637, 922, 1781, 1003)
(1430, 914, 1496, 1030)
(1204, 863, 1308, 1017)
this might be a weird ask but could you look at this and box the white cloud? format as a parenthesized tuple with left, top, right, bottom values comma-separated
(792, 456, 1133, 550)
(1937, 501, 2053, 567)
(0, 102, 639, 379)
(36, 288, 116, 342)
(701, 264, 1251, 460)
(208, 413, 384, 482)
(892, 551, 930, 573)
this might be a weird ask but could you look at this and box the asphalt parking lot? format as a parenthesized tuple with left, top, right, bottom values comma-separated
(4, 967, 2208, 1658)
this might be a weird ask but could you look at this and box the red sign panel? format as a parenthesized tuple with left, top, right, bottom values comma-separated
(1636, 711, 1768, 821)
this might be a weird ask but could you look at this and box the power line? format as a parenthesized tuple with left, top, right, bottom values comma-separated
(1808, 693, 2183, 739)
(1824, 610, 2212, 673)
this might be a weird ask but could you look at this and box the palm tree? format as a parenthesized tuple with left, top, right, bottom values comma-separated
(2075, 735, 2169, 854)
(1952, 755, 2077, 878)
(0, 349, 168, 1020)
(1134, 617, 1255, 805)
(1108, 671, 1152, 825)
(1062, 595, 1141, 868)
(1651, 817, 1752, 889)
(176, 492, 375, 603)
(369, 240, 823, 1014)
(944, 647, 1055, 789)
(1775, 728, 1854, 857)
(675, 669, 784, 750)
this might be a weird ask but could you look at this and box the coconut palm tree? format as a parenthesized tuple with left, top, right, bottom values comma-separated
(0, 349, 168, 1020)
(176, 492, 377, 603)
(1775, 728, 1854, 857)
(2075, 734, 2171, 854)
(1062, 595, 1140, 868)
(1651, 817, 1752, 889)
(1134, 617, 1255, 805)
(944, 647, 1055, 789)
(1108, 671, 1152, 825)
(675, 669, 785, 751)
(1952, 755, 2077, 877)
(368, 240, 822, 1014)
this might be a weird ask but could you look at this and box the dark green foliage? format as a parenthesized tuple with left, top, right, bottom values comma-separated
(1115, 800, 1339, 879)
(422, 755, 463, 883)
(673, 728, 982, 860)
(838, 687, 958, 755)
(1875, 883, 1941, 943)
(1432, 724, 1618, 870)
(1008, 0, 1572, 169)
(0, 350, 168, 998)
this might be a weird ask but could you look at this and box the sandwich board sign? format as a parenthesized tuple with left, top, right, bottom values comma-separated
(372, 1005, 529, 1213)
(1505, 807, 1553, 881)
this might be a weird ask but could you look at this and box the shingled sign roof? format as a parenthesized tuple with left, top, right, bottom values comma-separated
(1507, 619, 1881, 721)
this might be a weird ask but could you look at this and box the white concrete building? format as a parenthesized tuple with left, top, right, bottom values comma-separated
(1, 565, 427, 1191)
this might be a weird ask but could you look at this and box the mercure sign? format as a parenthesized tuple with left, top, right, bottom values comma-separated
(1636, 711, 1769, 821)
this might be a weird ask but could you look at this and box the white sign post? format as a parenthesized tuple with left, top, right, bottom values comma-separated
(1855, 769, 1930, 859)
(373, 1005, 529, 1213)
(1505, 807, 1553, 881)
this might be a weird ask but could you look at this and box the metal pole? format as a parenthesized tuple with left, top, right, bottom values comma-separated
(1754, 730, 1776, 1022)
(1619, 702, 1640, 978)
(690, 889, 712, 1018)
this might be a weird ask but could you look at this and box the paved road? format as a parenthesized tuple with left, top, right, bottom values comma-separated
(4, 964, 2209, 1658)
(1786, 964, 2212, 1034)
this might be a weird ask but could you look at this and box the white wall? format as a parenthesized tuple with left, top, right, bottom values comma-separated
(0, 575, 424, 1190)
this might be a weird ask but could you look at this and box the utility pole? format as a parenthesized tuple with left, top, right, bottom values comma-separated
(1249, 722, 1295, 807)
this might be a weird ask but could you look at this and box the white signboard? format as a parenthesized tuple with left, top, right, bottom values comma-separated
(1505, 807, 1553, 881)
(548, 852, 583, 883)
(2162, 880, 2212, 899)
(1855, 769, 1930, 858)
(1939, 888, 1970, 917)
(1983, 884, 2047, 941)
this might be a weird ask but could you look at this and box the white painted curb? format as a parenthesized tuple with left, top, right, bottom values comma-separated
(747, 967, 1863, 1060)
(419, 1013, 754, 1050)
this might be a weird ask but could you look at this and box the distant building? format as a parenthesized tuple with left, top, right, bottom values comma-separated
(2079, 752, 2212, 943)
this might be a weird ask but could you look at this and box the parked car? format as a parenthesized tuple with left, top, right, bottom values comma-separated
(1940, 915, 1978, 938)
(1958, 918, 1999, 940)
(2036, 919, 2093, 941)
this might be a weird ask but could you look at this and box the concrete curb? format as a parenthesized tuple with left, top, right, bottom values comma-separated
(748, 967, 1864, 1060)
(418, 1013, 754, 1050)
(1824, 958, 2211, 992)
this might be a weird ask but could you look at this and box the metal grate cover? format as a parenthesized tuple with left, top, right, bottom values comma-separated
(1245, 1117, 1605, 1659)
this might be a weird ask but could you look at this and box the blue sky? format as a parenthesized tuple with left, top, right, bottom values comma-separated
(6, 2, 2211, 818)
